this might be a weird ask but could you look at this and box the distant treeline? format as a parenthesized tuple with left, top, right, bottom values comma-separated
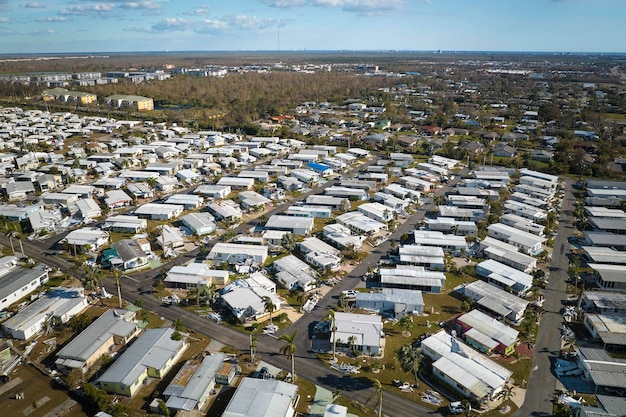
(0, 72, 401, 128)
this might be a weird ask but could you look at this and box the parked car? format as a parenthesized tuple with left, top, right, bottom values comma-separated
(449, 401, 469, 414)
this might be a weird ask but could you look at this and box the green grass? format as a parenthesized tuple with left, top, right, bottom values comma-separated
(603, 112, 626, 121)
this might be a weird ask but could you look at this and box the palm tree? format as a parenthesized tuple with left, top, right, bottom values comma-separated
(262, 296, 276, 326)
(496, 385, 516, 411)
(172, 318, 184, 332)
(328, 310, 338, 362)
(348, 335, 357, 356)
(332, 390, 342, 404)
(279, 330, 297, 381)
(367, 378, 383, 417)
(398, 343, 423, 386)
(398, 315, 413, 335)
(281, 233, 297, 252)
(562, 337, 578, 356)
(249, 327, 258, 364)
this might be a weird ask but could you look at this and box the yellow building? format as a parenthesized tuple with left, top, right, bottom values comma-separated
(98, 328, 187, 397)
(105, 94, 154, 111)
(42, 88, 97, 105)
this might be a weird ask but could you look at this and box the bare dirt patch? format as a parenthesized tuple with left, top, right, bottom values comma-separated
(0, 364, 87, 417)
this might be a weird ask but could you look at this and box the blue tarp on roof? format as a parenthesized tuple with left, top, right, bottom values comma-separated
(307, 162, 332, 172)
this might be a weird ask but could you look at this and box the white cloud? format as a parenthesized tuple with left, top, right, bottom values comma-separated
(0, 17, 9, 23)
(32, 29, 57, 35)
(183, 6, 210, 16)
(131, 14, 280, 34)
(37, 16, 68, 22)
(263, 0, 405, 14)
(60, 3, 115, 16)
(148, 17, 192, 32)
(122, 1, 161, 10)
(24, 2, 46, 8)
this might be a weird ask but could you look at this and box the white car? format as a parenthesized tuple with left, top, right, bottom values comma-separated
(448, 401, 469, 414)
(341, 290, 357, 298)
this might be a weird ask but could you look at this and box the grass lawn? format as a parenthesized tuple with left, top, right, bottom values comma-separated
(278, 288, 303, 310)
(603, 112, 626, 121)
(313, 217, 333, 232)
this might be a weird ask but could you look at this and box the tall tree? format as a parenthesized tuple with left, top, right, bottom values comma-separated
(262, 296, 276, 326)
(281, 233, 297, 253)
(328, 310, 338, 362)
(398, 343, 423, 386)
(249, 327, 258, 364)
(368, 378, 383, 417)
(279, 330, 297, 380)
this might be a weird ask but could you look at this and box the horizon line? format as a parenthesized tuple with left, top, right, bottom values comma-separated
(1, 49, 626, 56)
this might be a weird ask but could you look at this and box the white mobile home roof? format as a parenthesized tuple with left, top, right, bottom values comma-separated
(589, 263, 626, 284)
(217, 177, 254, 188)
(510, 192, 550, 209)
(209, 243, 269, 261)
(222, 377, 298, 417)
(56, 309, 137, 367)
(99, 328, 185, 387)
(421, 330, 512, 398)
(300, 237, 340, 256)
(305, 195, 346, 207)
(379, 266, 446, 286)
(194, 184, 231, 197)
(239, 191, 271, 206)
(519, 168, 559, 183)
(458, 309, 519, 347)
(499, 213, 545, 236)
(265, 215, 313, 233)
(479, 237, 537, 271)
(165, 264, 229, 286)
(413, 230, 468, 250)
(487, 223, 546, 249)
(103, 215, 146, 230)
(334, 312, 383, 349)
(134, 203, 184, 217)
(181, 212, 215, 234)
(3, 287, 87, 339)
(504, 200, 547, 221)
(585, 206, 626, 218)
(384, 183, 420, 199)
(476, 259, 533, 292)
(581, 246, 626, 265)
(462, 280, 529, 321)
(336, 211, 385, 234)
(165, 194, 203, 207)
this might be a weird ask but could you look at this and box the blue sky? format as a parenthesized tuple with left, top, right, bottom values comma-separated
(0, 0, 623, 53)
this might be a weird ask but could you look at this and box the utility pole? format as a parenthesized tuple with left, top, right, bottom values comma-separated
(8, 237, 14, 255)
(19, 240, 25, 257)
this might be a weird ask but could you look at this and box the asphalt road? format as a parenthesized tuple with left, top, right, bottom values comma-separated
(513, 177, 575, 417)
